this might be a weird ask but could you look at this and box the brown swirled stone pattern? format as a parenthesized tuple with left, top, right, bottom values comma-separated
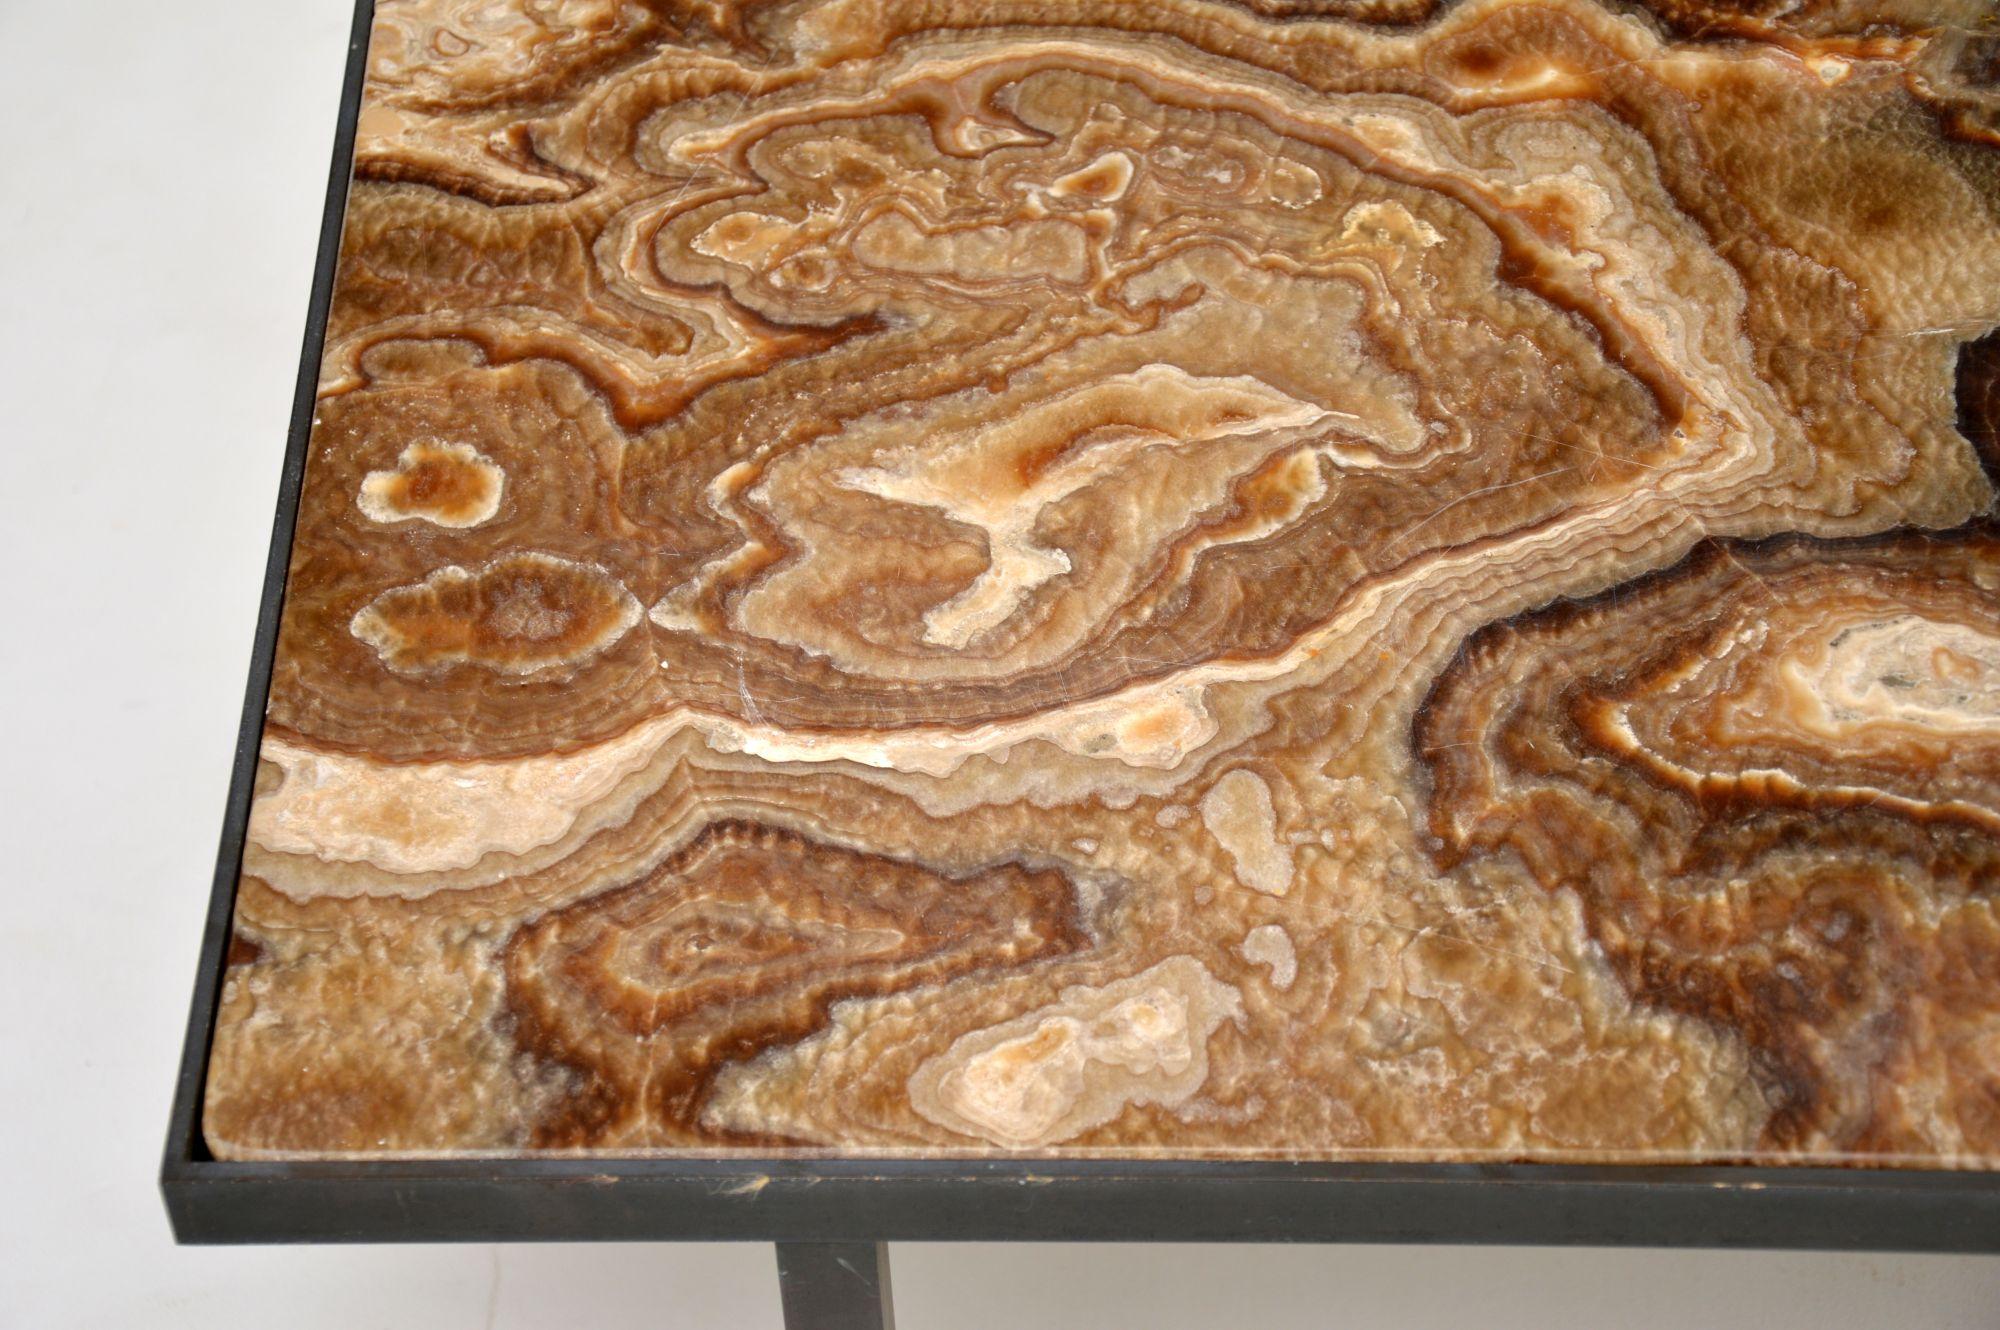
(1420, 538, 2000, 1154)
(204, 0, 2000, 1164)
(505, 820, 1089, 1147)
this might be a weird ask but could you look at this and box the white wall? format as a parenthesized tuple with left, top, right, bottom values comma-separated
(0, 2, 1994, 1324)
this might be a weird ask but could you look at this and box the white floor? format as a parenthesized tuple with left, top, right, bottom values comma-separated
(1, 2, 1995, 1325)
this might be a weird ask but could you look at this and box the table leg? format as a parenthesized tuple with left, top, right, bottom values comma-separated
(774, 1241, 895, 1330)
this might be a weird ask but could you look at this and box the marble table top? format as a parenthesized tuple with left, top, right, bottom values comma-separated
(204, 0, 2000, 1166)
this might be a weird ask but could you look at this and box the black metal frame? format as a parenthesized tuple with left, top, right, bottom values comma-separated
(777, 1243, 895, 1330)
(162, 0, 2000, 1259)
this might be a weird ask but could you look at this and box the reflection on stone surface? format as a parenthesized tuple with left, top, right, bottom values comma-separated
(205, 0, 2000, 1163)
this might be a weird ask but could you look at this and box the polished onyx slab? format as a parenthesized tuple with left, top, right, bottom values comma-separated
(170, 0, 2000, 1225)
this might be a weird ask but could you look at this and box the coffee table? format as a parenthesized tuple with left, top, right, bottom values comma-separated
(164, 1, 2000, 1323)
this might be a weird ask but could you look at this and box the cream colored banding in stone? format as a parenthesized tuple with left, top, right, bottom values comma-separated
(907, 956, 1244, 1148)
(717, 363, 1373, 679)
(1796, 616, 2000, 735)
(249, 672, 1219, 875)
(1046, 150, 1136, 203)
(352, 102, 582, 205)
(1593, 704, 2000, 834)
(316, 280, 775, 405)
(1240, 924, 1297, 990)
(832, 364, 1337, 650)
(252, 721, 674, 874)
(1339, 199, 1442, 251)
(368, 0, 625, 93)
(349, 552, 643, 676)
(357, 439, 505, 528)
(1200, 769, 1293, 895)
